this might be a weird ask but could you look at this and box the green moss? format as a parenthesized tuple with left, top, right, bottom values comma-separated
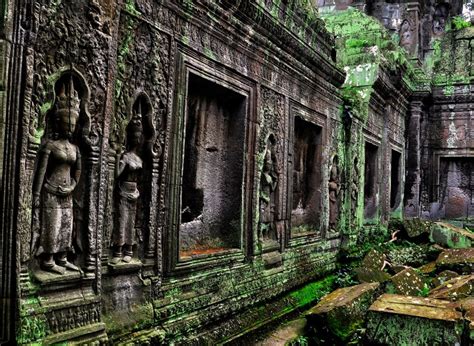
(451, 16, 471, 30)
(289, 275, 336, 307)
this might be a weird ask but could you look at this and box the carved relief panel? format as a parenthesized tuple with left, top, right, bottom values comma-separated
(258, 87, 287, 251)
(107, 16, 170, 269)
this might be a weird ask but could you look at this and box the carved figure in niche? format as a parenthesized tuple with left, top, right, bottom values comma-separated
(399, 20, 413, 50)
(328, 156, 340, 232)
(433, 4, 449, 36)
(111, 104, 144, 264)
(351, 157, 360, 222)
(260, 136, 279, 242)
(31, 78, 82, 274)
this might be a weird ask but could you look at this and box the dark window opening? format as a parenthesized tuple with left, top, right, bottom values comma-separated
(179, 73, 246, 260)
(364, 142, 378, 219)
(390, 150, 401, 210)
(291, 117, 323, 237)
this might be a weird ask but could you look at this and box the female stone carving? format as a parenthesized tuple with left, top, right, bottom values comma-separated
(328, 156, 340, 232)
(110, 107, 143, 264)
(32, 78, 81, 274)
(259, 137, 279, 242)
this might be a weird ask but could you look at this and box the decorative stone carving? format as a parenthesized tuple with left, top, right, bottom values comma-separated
(433, 4, 449, 36)
(351, 157, 360, 223)
(31, 77, 82, 275)
(259, 135, 280, 243)
(328, 155, 340, 232)
(110, 104, 144, 265)
(399, 19, 414, 50)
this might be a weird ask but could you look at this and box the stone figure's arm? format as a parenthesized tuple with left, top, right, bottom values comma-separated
(116, 153, 127, 178)
(72, 147, 82, 187)
(32, 144, 51, 207)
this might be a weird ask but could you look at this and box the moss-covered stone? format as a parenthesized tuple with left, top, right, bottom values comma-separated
(367, 294, 465, 345)
(430, 222, 474, 249)
(306, 282, 380, 342)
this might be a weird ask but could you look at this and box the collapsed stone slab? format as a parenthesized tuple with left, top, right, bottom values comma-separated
(430, 222, 474, 249)
(391, 267, 425, 296)
(355, 249, 391, 283)
(367, 294, 464, 345)
(429, 275, 474, 301)
(436, 248, 474, 273)
(306, 282, 380, 342)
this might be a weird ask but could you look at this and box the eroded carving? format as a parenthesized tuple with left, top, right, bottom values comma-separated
(259, 135, 280, 243)
(111, 104, 144, 265)
(31, 77, 82, 275)
(328, 155, 340, 232)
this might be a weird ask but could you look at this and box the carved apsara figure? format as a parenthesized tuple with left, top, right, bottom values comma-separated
(351, 157, 360, 222)
(399, 20, 413, 50)
(259, 138, 279, 242)
(32, 78, 82, 274)
(328, 156, 340, 232)
(111, 105, 144, 264)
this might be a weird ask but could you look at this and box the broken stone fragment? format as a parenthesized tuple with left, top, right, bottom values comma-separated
(430, 222, 473, 249)
(458, 297, 474, 343)
(355, 249, 391, 283)
(367, 294, 464, 345)
(390, 267, 425, 296)
(436, 248, 474, 273)
(402, 218, 431, 239)
(418, 261, 437, 274)
(429, 275, 474, 301)
(306, 282, 380, 342)
(431, 270, 460, 288)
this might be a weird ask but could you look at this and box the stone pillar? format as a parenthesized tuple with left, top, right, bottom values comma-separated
(404, 100, 423, 217)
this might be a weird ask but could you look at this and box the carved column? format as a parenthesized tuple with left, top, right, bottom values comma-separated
(405, 99, 423, 217)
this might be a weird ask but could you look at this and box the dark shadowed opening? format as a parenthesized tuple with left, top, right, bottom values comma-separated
(364, 142, 378, 219)
(390, 150, 401, 210)
(291, 116, 323, 237)
(179, 73, 246, 260)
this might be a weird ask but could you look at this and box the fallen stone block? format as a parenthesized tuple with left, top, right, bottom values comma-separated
(430, 222, 473, 249)
(367, 294, 464, 345)
(402, 218, 431, 239)
(436, 248, 474, 273)
(459, 297, 474, 343)
(306, 282, 380, 342)
(429, 275, 474, 301)
(355, 249, 391, 283)
(432, 270, 461, 288)
(391, 267, 425, 296)
(418, 261, 437, 274)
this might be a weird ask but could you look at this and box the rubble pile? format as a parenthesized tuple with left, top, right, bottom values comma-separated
(302, 221, 474, 345)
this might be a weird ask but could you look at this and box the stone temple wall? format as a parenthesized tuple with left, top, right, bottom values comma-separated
(0, 0, 409, 344)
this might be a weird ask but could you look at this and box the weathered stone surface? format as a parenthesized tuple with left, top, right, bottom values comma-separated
(436, 248, 474, 273)
(432, 270, 460, 287)
(391, 267, 425, 296)
(459, 297, 474, 342)
(367, 294, 464, 345)
(402, 218, 431, 238)
(430, 222, 474, 249)
(429, 275, 474, 301)
(355, 249, 391, 283)
(418, 261, 437, 274)
(306, 282, 380, 341)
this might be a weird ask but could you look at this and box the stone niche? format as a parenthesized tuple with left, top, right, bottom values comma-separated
(438, 157, 474, 219)
(291, 116, 323, 237)
(390, 150, 402, 210)
(179, 73, 246, 260)
(364, 141, 378, 219)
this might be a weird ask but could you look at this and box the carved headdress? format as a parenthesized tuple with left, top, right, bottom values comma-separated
(55, 77, 80, 122)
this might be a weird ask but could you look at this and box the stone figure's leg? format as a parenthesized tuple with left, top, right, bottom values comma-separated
(122, 244, 133, 263)
(110, 245, 122, 264)
(41, 253, 66, 274)
(56, 252, 80, 271)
